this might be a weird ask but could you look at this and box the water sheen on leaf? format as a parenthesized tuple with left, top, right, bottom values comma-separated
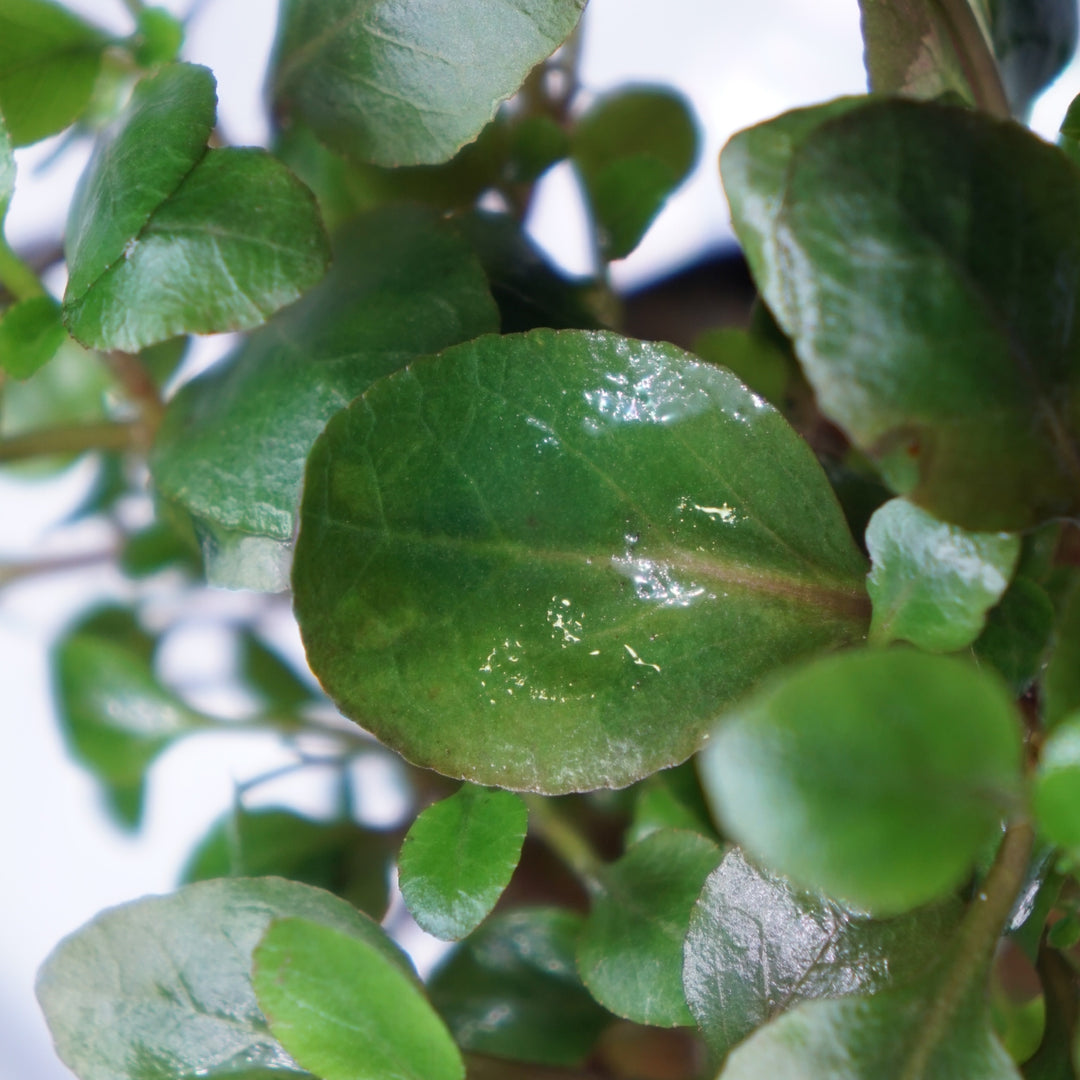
(293, 328, 868, 793)
(723, 97, 1080, 531)
(699, 648, 1023, 915)
(271, 0, 586, 167)
(36, 877, 414, 1080)
(683, 847, 962, 1059)
(151, 205, 498, 591)
(399, 784, 528, 940)
(577, 828, 722, 1027)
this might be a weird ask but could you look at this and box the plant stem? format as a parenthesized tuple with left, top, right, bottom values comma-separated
(120, 0, 145, 17)
(0, 548, 119, 588)
(933, 0, 1011, 118)
(105, 351, 165, 434)
(0, 237, 45, 302)
(0, 420, 140, 462)
(523, 793, 606, 889)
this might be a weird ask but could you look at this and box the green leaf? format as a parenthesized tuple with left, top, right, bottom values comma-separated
(181, 807, 392, 920)
(399, 784, 528, 941)
(239, 631, 318, 713)
(1034, 714, 1080, 853)
(1044, 579, 1080, 727)
(577, 829, 721, 1027)
(270, 0, 586, 166)
(53, 607, 210, 827)
(683, 847, 963, 1059)
(0, 0, 107, 146)
(131, 6, 185, 68)
(866, 498, 1020, 652)
(293, 328, 869, 793)
(973, 576, 1055, 694)
(699, 648, 1023, 915)
(571, 86, 698, 260)
(254, 917, 464, 1080)
(718, 982, 1021, 1079)
(0, 294, 66, 378)
(151, 205, 498, 590)
(626, 762, 716, 846)
(65, 146, 330, 352)
(428, 908, 611, 1067)
(0, 109, 12, 215)
(119, 520, 200, 578)
(37, 877, 412, 1080)
(691, 328, 791, 409)
(724, 98, 1080, 531)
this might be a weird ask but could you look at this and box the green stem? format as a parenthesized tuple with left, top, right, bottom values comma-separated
(0, 237, 45, 301)
(932, 0, 1011, 118)
(523, 793, 606, 888)
(0, 420, 140, 462)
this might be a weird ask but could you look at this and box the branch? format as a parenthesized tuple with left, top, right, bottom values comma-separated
(523, 794, 606, 889)
(0, 420, 141, 463)
(0, 548, 119, 588)
(933, 0, 1011, 118)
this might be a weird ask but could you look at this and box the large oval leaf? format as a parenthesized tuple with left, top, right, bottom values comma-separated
(36, 877, 414, 1080)
(293, 329, 869, 793)
(271, 0, 586, 167)
(698, 648, 1023, 915)
(724, 98, 1080, 531)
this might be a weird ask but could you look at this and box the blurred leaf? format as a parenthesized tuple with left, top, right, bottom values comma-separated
(508, 114, 569, 184)
(0, 294, 66, 378)
(293, 329, 869, 793)
(0, 0, 107, 146)
(974, 576, 1055, 694)
(37, 877, 411, 1080)
(0, 109, 12, 214)
(577, 829, 721, 1027)
(238, 630, 317, 714)
(1045, 580, 1080, 727)
(151, 205, 498, 590)
(699, 648, 1023, 915)
(254, 917, 464, 1080)
(626, 762, 715, 846)
(572, 86, 698, 260)
(399, 785, 528, 940)
(684, 847, 963, 1059)
(270, 0, 586, 166)
(182, 806, 391, 921)
(1034, 714, 1080, 853)
(119, 519, 200, 578)
(131, 6, 184, 68)
(138, 335, 189, 389)
(691, 327, 791, 408)
(866, 498, 1020, 651)
(429, 908, 611, 1067)
(724, 98, 1080, 531)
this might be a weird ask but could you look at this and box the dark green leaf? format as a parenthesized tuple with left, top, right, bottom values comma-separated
(724, 98, 1080, 531)
(181, 807, 391, 919)
(293, 329, 869, 793)
(270, 0, 586, 166)
(691, 328, 791, 409)
(1061, 92, 1080, 163)
(238, 631, 318, 713)
(151, 205, 498, 591)
(508, 114, 570, 184)
(399, 785, 528, 940)
(139, 335, 190, 388)
(683, 847, 962, 1059)
(699, 648, 1023, 915)
(254, 917, 464, 1080)
(572, 86, 698, 260)
(974, 576, 1055, 694)
(119, 520, 200, 578)
(1034, 714, 1080, 853)
(0, 294, 66, 378)
(0, 0, 107, 146)
(626, 762, 716, 846)
(866, 498, 1020, 651)
(1045, 580, 1080, 727)
(37, 877, 412, 1080)
(577, 829, 721, 1027)
(429, 908, 611, 1067)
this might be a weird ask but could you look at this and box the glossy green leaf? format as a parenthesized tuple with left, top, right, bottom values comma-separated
(0, 0, 107, 146)
(0, 294, 66, 378)
(719, 982, 1020, 1079)
(399, 785, 528, 941)
(151, 205, 498, 591)
(699, 648, 1023, 915)
(293, 328, 869, 793)
(53, 607, 210, 826)
(254, 917, 464, 1080)
(866, 498, 1020, 652)
(65, 146, 330, 352)
(1044, 580, 1080, 727)
(578, 829, 721, 1027)
(724, 98, 1080, 531)
(37, 878, 413, 1080)
(429, 908, 611, 1067)
(1034, 714, 1080, 853)
(683, 847, 962, 1059)
(270, 0, 586, 166)
(974, 576, 1054, 694)
(627, 762, 716, 846)
(572, 86, 698, 260)
(181, 807, 391, 920)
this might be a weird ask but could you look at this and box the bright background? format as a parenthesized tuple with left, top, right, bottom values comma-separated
(1, 2, 1076, 1077)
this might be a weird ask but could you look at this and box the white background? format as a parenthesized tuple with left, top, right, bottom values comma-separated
(2, 1, 1077, 1077)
